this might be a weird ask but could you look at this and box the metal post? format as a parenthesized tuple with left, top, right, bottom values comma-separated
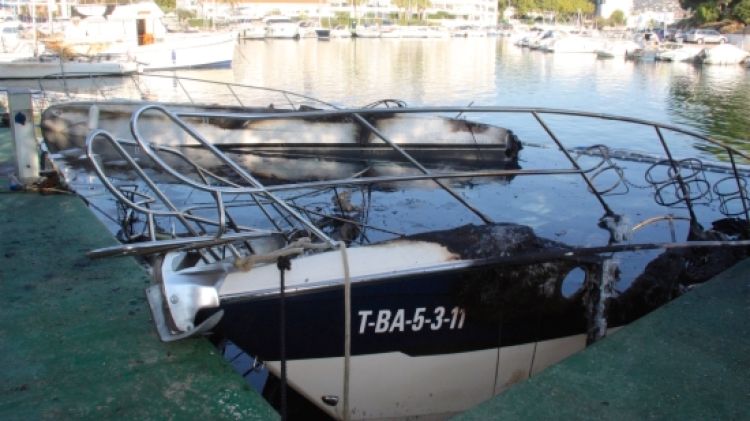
(7, 89, 40, 185)
(277, 256, 291, 421)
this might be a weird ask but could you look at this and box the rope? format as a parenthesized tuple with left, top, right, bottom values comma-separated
(233, 237, 329, 272)
(338, 241, 352, 421)
(233, 238, 351, 418)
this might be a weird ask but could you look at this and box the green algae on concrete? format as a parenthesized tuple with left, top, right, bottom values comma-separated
(0, 191, 278, 420)
(456, 258, 750, 420)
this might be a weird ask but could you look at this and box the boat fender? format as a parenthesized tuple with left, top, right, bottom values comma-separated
(87, 105, 99, 131)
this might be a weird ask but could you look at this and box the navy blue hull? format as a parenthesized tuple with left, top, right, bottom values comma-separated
(207, 259, 592, 361)
(201, 222, 748, 362)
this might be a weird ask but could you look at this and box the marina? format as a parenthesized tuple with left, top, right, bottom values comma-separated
(1, 9, 750, 419)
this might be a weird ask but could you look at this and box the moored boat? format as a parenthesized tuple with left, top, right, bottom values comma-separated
(264, 16, 299, 39)
(655, 44, 703, 62)
(595, 39, 641, 58)
(34, 78, 750, 419)
(697, 44, 750, 65)
(0, 54, 139, 79)
(330, 26, 352, 38)
(545, 35, 603, 53)
(38, 3, 236, 71)
(353, 25, 381, 38)
(237, 19, 266, 40)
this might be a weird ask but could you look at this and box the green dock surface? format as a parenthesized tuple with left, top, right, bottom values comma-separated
(0, 127, 277, 420)
(458, 258, 750, 420)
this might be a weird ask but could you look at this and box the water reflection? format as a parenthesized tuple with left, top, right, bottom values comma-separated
(3, 37, 748, 145)
(231, 38, 497, 105)
(668, 63, 750, 146)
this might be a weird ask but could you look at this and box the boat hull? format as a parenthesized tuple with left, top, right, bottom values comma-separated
(41, 101, 522, 182)
(0, 57, 138, 79)
(208, 256, 593, 418)
(126, 33, 236, 71)
(261, 335, 586, 419)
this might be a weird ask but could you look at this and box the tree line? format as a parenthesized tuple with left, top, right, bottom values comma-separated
(507, 0, 595, 21)
(679, 0, 750, 24)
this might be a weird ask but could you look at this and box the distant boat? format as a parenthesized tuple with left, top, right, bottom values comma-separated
(0, 54, 138, 79)
(451, 25, 486, 38)
(237, 19, 266, 40)
(595, 40, 641, 59)
(698, 44, 750, 65)
(1, 20, 24, 53)
(42, 3, 236, 71)
(315, 28, 331, 40)
(655, 44, 703, 62)
(625, 32, 661, 61)
(545, 35, 603, 53)
(354, 25, 381, 38)
(121, 32, 235, 71)
(330, 25, 352, 38)
(264, 16, 299, 39)
(297, 21, 318, 38)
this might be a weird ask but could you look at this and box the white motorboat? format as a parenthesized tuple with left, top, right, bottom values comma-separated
(354, 25, 381, 38)
(264, 16, 299, 39)
(237, 20, 266, 40)
(0, 54, 138, 79)
(624, 32, 662, 61)
(297, 21, 318, 39)
(698, 44, 750, 65)
(121, 32, 236, 71)
(529, 30, 566, 50)
(655, 44, 703, 62)
(451, 25, 487, 37)
(330, 26, 352, 38)
(1, 21, 23, 53)
(545, 35, 603, 53)
(595, 40, 641, 58)
(40, 3, 236, 71)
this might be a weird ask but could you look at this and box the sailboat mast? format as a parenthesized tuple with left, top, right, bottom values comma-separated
(31, 0, 37, 56)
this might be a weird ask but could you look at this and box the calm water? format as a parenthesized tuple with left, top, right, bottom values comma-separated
(167, 37, 750, 144)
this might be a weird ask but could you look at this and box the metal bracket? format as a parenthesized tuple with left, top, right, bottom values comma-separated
(145, 284, 223, 342)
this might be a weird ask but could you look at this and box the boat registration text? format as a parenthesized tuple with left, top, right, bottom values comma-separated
(357, 306, 466, 334)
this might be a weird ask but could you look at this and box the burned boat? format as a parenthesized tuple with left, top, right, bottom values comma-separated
(41, 99, 521, 184)
(41, 97, 750, 419)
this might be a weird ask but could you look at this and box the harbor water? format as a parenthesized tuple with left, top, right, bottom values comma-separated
(176, 37, 750, 144)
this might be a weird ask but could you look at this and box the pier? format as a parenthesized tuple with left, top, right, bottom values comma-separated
(0, 127, 277, 419)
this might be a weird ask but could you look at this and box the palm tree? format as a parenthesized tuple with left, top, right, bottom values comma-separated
(351, 0, 367, 26)
(392, 0, 410, 22)
(414, 0, 431, 21)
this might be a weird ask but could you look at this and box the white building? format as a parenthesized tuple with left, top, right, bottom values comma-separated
(627, 0, 686, 28)
(428, 0, 498, 26)
(213, 0, 497, 25)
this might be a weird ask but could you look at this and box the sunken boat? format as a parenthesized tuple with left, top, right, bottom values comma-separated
(36, 81, 750, 419)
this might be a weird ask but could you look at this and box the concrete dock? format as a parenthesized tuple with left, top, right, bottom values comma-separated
(0, 127, 278, 419)
(458, 256, 750, 419)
